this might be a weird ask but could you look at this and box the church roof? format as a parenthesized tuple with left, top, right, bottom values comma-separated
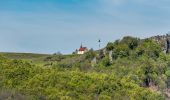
(79, 47, 87, 51)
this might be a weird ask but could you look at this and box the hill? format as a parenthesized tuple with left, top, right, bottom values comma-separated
(1, 35, 170, 100)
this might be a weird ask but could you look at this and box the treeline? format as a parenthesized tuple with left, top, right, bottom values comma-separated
(1, 36, 170, 100)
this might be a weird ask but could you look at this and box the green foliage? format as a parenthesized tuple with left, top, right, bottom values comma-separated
(136, 39, 162, 58)
(0, 89, 34, 100)
(107, 36, 139, 59)
(0, 36, 169, 100)
(0, 55, 164, 100)
(85, 49, 96, 60)
(114, 43, 130, 58)
(106, 42, 114, 51)
(79, 61, 92, 72)
(101, 56, 111, 67)
(121, 36, 139, 50)
(44, 54, 65, 62)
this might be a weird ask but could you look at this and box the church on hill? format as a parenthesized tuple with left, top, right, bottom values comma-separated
(75, 44, 88, 55)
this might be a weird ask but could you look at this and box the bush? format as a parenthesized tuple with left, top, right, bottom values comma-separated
(101, 57, 111, 67)
(85, 49, 96, 60)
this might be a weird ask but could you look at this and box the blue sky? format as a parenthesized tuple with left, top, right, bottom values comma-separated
(0, 0, 170, 54)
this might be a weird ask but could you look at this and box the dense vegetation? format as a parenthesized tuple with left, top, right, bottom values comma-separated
(1, 36, 170, 100)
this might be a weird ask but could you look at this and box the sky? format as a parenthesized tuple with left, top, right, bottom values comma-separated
(0, 0, 170, 54)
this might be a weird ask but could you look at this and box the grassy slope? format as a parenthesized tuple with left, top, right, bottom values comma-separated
(0, 52, 51, 65)
(0, 52, 80, 66)
(0, 52, 51, 59)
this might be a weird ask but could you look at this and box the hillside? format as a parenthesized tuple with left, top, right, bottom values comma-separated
(0, 52, 79, 66)
(1, 35, 170, 100)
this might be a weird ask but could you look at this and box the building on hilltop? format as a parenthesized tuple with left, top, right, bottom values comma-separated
(76, 44, 88, 54)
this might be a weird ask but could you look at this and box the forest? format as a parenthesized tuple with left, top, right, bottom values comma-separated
(0, 36, 170, 100)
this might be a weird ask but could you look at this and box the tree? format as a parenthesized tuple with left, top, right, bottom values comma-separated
(136, 39, 161, 58)
(106, 42, 114, 51)
(121, 36, 139, 50)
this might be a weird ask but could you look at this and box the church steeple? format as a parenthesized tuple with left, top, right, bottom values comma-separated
(80, 42, 83, 48)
